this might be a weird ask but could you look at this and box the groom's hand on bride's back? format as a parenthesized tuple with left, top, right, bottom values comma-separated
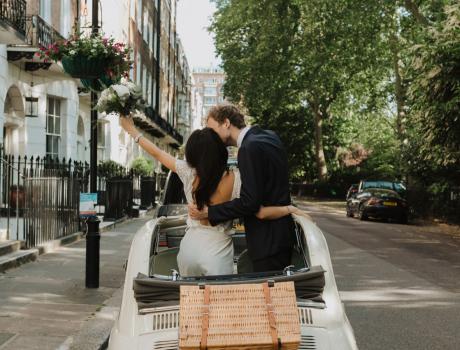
(188, 204, 209, 220)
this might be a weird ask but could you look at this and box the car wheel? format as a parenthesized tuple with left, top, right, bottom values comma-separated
(358, 205, 368, 221)
(346, 207, 354, 217)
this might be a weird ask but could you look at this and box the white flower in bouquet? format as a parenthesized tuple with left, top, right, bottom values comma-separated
(112, 84, 130, 102)
(96, 79, 146, 116)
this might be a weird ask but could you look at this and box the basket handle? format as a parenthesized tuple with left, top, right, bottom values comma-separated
(263, 282, 280, 350)
(200, 285, 211, 350)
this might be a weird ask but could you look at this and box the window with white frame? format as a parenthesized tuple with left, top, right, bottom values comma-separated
(130, 0, 135, 19)
(147, 73, 152, 106)
(39, 0, 51, 23)
(143, 65, 148, 99)
(136, 54, 141, 85)
(152, 79, 157, 109)
(153, 26, 158, 59)
(204, 86, 216, 95)
(204, 96, 217, 105)
(143, 9, 149, 44)
(97, 121, 107, 161)
(46, 97, 61, 159)
(136, 0, 142, 32)
(60, 0, 72, 37)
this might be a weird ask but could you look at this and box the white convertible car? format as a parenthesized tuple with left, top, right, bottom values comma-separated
(108, 213, 358, 350)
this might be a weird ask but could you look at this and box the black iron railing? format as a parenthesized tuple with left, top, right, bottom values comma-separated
(24, 15, 64, 48)
(0, 0, 26, 36)
(103, 177, 134, 221)
(0, 146, 89, 246)
(144, 106, 184, 145)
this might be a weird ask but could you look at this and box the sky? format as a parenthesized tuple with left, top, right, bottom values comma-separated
(176, 0, 220, 70)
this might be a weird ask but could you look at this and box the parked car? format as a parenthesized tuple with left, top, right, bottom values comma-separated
(358, 180, 406, 197)
(107, 214, 358, 350)
(346, 184, 359, 200)
(347, 188, 408, 223)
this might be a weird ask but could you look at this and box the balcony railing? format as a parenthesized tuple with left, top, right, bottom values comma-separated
(144, 106, 184, 145)
(0, 0, 26, 36)
(25, 15, 64, 48)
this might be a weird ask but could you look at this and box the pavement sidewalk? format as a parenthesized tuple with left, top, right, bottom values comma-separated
(0, 216, 153, 350)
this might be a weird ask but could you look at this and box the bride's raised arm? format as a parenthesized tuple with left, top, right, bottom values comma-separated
(255, 205, 312, 221)
(120, 114, 176, 172)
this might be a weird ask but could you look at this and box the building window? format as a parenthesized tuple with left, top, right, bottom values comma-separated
(146, 72, 152, 105)
(39, 0, 51, 23)
(136, 0, 142, 32)
(204, 97, 216, 105)
(204, 87, 216, 96)
(130, 0, 135, 19)
(46, 97, 61, 159)
(136, 54, 141, 85)
(60, 0, 72, 37)
(143, 9, 149, 44)
(143, 65, 148, 99)
(152, 79, 157, 109)
(153, 26, 158, 59)
(97, 121, 107, 161)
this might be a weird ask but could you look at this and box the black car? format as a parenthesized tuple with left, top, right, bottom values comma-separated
(346, 188, 408, 223)
(358, 180, 406, 197)
(346, 184, 359, 200)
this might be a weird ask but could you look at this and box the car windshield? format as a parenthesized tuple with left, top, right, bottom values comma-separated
(363, 181, 404, 191)
(368, 189, 401, 198)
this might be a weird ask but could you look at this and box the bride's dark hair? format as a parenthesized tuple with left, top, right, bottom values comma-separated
(185, 128, 229, 210)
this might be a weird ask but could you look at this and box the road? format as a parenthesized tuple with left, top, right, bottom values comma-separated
(296, 200, 460, 350)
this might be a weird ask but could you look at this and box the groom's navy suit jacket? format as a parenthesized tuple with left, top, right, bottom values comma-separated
(208, 126, 295, 261)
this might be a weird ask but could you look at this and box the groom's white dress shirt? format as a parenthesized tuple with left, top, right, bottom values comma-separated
(237, 126, 251, 148)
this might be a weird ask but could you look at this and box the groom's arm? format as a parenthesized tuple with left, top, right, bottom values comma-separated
(208, 143, 265, 226)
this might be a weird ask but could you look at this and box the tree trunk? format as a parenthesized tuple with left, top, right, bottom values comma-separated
(403, 0, 430, 27)
(311, 105, 328, 181)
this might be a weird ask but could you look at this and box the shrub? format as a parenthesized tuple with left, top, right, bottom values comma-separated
(130, 157, 154, 177)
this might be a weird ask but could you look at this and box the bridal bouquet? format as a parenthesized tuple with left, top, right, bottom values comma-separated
(96, 78, 146, 116)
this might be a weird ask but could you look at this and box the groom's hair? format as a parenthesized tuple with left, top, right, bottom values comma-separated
(207, 104, 246, 129)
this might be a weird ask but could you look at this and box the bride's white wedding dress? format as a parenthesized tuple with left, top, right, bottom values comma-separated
(175, 159, 241, 277)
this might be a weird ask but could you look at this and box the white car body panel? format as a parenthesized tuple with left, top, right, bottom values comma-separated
(108, 215, 358, 350)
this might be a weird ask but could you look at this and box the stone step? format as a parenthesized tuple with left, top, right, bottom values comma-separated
(0, 249, 39, 272)
(0, 240, 21, 257)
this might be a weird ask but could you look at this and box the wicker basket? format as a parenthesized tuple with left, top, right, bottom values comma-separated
(179, 281, 300, 349)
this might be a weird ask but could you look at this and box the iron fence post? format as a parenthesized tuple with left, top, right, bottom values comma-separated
(85, 216, 100, 288)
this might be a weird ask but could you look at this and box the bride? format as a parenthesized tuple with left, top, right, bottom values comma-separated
(120, 115, 309, 276)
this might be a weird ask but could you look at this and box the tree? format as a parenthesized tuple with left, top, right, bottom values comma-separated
(212, 0, 386, 181)
(407, 3, 460, 168)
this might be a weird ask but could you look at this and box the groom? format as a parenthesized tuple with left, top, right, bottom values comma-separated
(189, 104, 295, 272)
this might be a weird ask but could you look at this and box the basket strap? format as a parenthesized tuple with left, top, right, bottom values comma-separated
(200, 285, 211, 350)
(263, 282, 279, 350)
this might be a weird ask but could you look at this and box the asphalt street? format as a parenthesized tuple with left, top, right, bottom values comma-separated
(297, 201, 460, 350)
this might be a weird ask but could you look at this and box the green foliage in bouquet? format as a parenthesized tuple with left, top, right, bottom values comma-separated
(130, 157, 154, 177)
(95, 78, 146, 116)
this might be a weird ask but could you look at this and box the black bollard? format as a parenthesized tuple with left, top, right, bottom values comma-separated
(85, 216, 101, 288)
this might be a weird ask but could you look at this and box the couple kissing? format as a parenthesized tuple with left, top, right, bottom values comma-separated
(120, 104, 309, 276)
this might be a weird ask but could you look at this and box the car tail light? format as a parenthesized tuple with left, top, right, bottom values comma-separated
(367, 197, 380, 205)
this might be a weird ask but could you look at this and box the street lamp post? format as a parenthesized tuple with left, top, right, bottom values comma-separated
(86, 0, 101, 289)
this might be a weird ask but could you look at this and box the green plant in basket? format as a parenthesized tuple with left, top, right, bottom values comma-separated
(36, 32, 132, 81)
(96, 78, 146, 116)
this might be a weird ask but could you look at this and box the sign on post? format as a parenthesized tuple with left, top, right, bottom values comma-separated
(79, 193, 98, 218)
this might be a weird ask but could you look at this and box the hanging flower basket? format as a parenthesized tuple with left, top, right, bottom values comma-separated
(61, 55, 107, 79)
(37, 32, 132, 84)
